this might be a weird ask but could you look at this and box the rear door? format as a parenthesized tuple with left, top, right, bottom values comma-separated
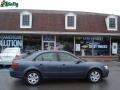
(34, 52, 61, 78)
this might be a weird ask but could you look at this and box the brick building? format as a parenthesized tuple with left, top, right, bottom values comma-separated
(0, 9, 120, 59)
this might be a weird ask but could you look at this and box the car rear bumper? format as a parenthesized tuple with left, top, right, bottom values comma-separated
(9, 68, 23, 79)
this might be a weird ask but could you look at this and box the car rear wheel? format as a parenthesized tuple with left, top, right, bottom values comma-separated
(88, 69, 101, 83)
(25, 71, 40, 85)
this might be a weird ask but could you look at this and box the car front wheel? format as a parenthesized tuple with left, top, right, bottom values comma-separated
(25, 71, 40, 85)
(88, 69, 101, 83)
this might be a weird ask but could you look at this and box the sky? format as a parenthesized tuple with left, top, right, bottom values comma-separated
(0, 0, 120, 15)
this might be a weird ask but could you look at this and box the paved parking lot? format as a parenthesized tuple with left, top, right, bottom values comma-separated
(0, 61, 120, 90)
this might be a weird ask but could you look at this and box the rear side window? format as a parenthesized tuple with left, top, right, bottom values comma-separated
(24, 51, 39, 60)
(35, 54, 43, 61)
(42, 52, 58, 61)
(35, 52, 58, 61)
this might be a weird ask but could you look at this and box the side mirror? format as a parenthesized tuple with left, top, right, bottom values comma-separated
(75, 60, 81, 64)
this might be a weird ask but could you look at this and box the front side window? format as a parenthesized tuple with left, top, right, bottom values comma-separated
(58, 52, 78, 61)
(65, 13, 76, 30)
(20, 11, 32, 28)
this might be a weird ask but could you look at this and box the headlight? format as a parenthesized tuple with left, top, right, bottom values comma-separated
(0, 57, 1, 61)
(104, 65, 108, 70)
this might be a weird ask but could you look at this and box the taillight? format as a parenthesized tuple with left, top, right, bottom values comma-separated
(13, 54, 20, 60)
(11, 60, 18, 69)
(11, 61, 19, 69)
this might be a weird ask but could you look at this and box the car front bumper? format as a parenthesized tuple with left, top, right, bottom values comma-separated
(102, 69, 109, 78)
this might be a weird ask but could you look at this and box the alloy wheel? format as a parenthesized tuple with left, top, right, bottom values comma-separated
(26, 71, 40, 85)
(88, 70, 101, 83)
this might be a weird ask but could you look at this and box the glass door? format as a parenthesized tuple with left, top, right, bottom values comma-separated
(43, 42, 55, 50)
(42, 35, 56, 50)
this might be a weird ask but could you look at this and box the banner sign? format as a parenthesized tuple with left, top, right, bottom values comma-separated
(112, 43, 118, 54)
(75, 44, 80, 51)
(89, 44, 108, 49)
(0, 34, 23, 47)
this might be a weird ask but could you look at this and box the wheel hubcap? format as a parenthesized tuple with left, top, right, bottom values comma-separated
(90, 71, 100, 82)
(27, 73, 39, 85)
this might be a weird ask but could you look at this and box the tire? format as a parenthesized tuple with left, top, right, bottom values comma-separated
(25, 71, 41, 86)
(87, 69, 101, 83)
(0, 65, 3, 69)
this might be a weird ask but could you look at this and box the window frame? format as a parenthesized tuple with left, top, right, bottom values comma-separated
(20, 11, 32, 28)
(105, 15, 118, 31)
(65, 13, 77, 30)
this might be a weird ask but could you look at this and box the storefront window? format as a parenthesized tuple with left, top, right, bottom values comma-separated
(0, 34, 23, 52)
(56, 35, 74, 53)
(93, 36, 110, 56)
(75, 36, 110, 56)
(43, 35, 55, 41)
(23, 35, 42, 53)
(75, 36, 92, 56)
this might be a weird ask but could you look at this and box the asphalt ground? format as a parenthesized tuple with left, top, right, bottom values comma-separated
(0, 61, 120, 90)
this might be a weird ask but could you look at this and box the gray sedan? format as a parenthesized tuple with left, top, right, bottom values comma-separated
(10, 50, 109, 85)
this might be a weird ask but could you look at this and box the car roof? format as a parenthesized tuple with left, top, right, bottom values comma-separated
(30, 50, 69, 56)
(35, 50, 75, 57)
(37, 50, 70, 54)
(23, 50, 71, 60)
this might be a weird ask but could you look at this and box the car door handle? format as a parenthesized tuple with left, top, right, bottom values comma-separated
(62, 64, 66, 66)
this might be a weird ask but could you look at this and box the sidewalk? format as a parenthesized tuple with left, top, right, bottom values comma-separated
(80, 56, 119, 61)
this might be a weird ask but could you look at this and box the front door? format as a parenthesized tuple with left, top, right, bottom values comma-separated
(42, 35, 55, 50)
(43, 42, 55, 50)
(58, 52, 84, 78)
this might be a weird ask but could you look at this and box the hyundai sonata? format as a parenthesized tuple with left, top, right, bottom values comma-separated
(10, 50, 109, 85)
